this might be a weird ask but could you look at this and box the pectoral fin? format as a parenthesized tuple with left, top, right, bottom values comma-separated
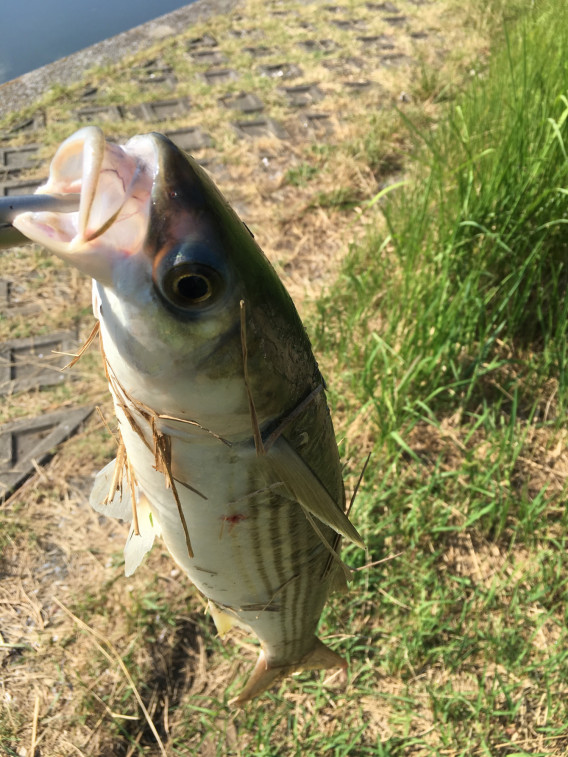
(89, 457, 133, 521)
(124, 494, 161, 577)
(268, 437, 365, 549)
(91, 458, 160, 576)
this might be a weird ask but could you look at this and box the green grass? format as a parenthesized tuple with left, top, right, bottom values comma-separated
(320, 6, 568, 424)
(306, 0, 568, 752)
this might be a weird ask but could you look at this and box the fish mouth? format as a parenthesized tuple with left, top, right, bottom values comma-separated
(12, 126, 156, 284)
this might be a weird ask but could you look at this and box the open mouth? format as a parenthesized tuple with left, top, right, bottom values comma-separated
(12, 127, 156, 268)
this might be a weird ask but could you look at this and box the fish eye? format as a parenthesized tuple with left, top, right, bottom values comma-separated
(153, 242, 226, 312)
(158, 262, 221, 309)
(171, 271, 212, 303)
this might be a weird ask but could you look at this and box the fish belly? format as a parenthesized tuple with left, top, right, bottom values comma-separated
(115, 404, 333, 666)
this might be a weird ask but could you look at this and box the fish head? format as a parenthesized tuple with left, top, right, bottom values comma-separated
(13, 125, 242, 316)
(13, 127, 317, 426)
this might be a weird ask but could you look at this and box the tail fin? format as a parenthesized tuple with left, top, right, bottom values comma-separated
(229, 637, 346, 706)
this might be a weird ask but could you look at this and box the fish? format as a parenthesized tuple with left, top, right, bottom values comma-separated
(12, 126, 365, 704)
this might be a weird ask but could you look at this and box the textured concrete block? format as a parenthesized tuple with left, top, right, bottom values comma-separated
(281, 84, 324, 107)
(188, 33, 218, 48)
(332, 18, 367, 31)
(219, 92, 264, 113)
(0, 279, 40, 317)
(0, 406, 93, 499)
(166, 128, 213, 151)
(233, 118, 288, 139)
(299, 112, 335, 137)
(298, 39, 339, 53)
(357, 34, 395, 50)
(244, 46, 273, 57)
(0, 178, 46, 196)
(191, 49, 228, 65)
(384, 15, 407, 26)
(202, 68, 239, 84)
(0, 330, 77, 395)
(1, 114, 45, 138)
(80, 85, 99, 100)
(381, 53, 411, 66)
(366, 1, 400, 10)
(0, 144, 41, 172)
(343, 79, 372, 91)
(258, 63, 302, 80)
(128, 97, 191, 122)
(131, 61, 177, 88)
(75, 105, 124, 122)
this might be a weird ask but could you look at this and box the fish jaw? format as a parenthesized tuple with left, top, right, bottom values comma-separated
(12, 126, 154, 286)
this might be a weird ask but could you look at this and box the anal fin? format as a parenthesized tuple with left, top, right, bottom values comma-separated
(208, 601, 237, 637)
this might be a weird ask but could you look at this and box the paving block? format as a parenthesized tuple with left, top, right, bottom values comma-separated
(233, 118, 288, 140)
(299, 112, 335, 137)
(0, 177, 46, 196)
(132, 58, 171, 73)
(384, 15, 407, 26)
(228, 28, 259, 39)
(343, 79, 372, 91)
(131, 61, 178, 88)
(128, 97, 191, 122)
(188, 33, 218, 48)
(191, 49, 228, 65)
(1, 114, 45, 138)
(298, 39, 339, 53)
(0, 144, 41, 172)
(280, 83, 324, 107)
(381, 52, 412, 66)
(244, 46, 273, 57)
(0, 406, 93, 499)
(321, 56, 367, 74)
(0, 279, 40, 317)
(332, 18, 367, 31)
(202, 68, 239, 85)
(357, 34, 396, 50)
(258, 63, 302, 80)
(219, 92, 264, 113)
(0, 330, 77, 395)
(166, 128, 213, 152)
(366, 1, 401, 10)
(80, 85, 99, 100)
(75, 105, 124, 122)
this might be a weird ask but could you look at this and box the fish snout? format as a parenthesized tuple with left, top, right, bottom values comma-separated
(11, 126, 154, 284)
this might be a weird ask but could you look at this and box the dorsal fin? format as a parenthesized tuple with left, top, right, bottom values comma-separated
(267, 437, 365, 548)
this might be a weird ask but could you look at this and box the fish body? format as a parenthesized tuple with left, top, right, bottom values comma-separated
(13, 127, 364, 703)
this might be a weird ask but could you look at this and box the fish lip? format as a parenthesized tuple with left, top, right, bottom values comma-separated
(12, 126, 157, 285)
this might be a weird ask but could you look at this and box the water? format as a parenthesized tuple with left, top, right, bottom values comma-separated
(0, 0, 197, 85)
